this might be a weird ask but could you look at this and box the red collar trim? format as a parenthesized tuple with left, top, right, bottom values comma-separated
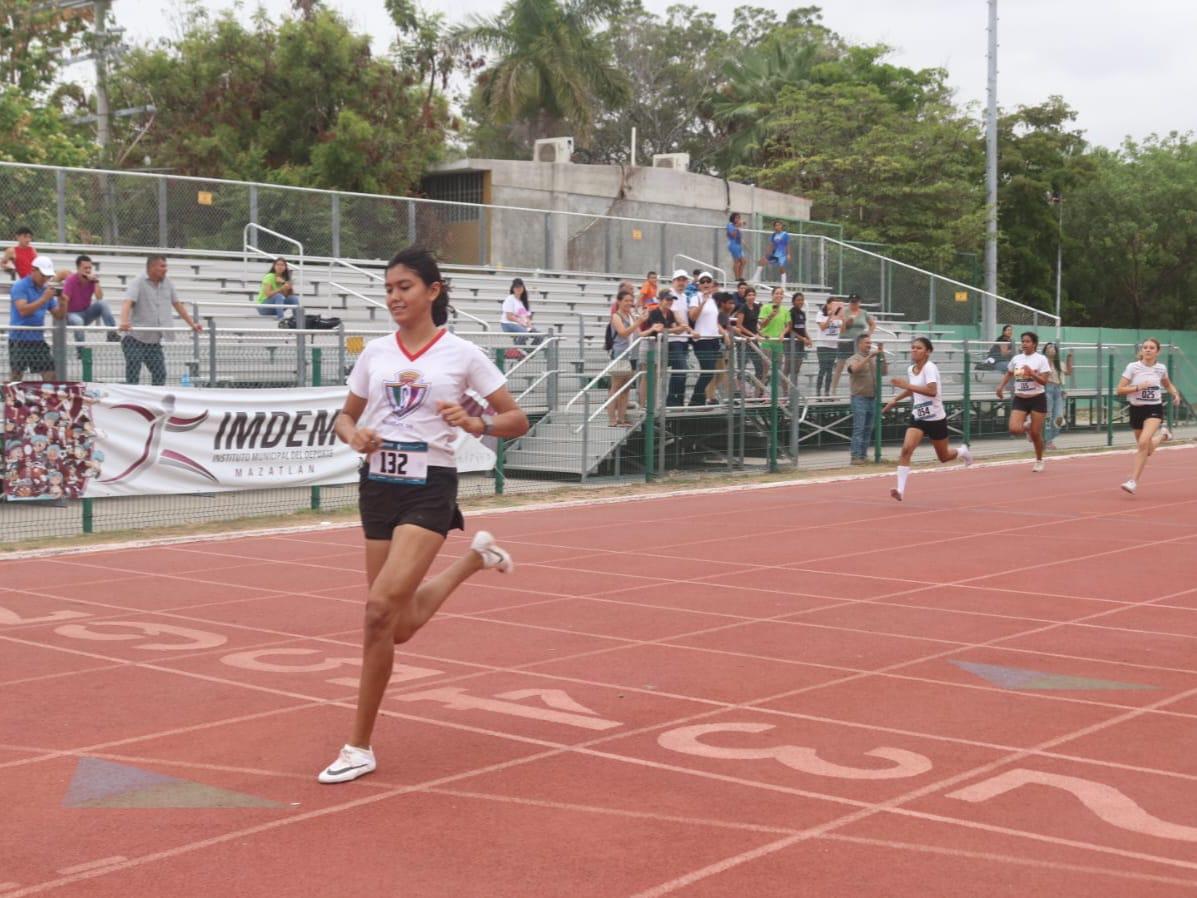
(395, 328, 446, 362)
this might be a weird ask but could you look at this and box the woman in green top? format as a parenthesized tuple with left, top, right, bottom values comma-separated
(758, 285, 789, 388)
(256, 257, 299, 321)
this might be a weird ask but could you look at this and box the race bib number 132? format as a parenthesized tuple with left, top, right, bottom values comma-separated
(368, 441, 429, 486)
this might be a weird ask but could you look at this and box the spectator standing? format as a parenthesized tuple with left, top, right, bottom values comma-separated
(727, 213, 746, 281)
(607, 289, 644, 427)
(758, 285, 788, 389)
(847, 333, 886, 465)
(783, 291, 812, 381)
(1042, 342, 1073, 449)
(2, 226, 36, 279)
(500, 278, 538, 346)
(814, 298, 844, 396)
(733, 286, 765, 396)
(8, 256, 64, 381)
(707, 291, 739, 402)
(760, 220, 790, 279)
(256, 257, 300, 322)
(832, 294, 876, 394)
(664, 270, 693, 406)
(685, 269, 700, 299)
(62, 254, 118, 343)
(118, 255, 202, 386)
(687, 272, 722, 406)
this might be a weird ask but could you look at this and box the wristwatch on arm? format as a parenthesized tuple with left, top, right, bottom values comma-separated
(480, 415, 494, 437)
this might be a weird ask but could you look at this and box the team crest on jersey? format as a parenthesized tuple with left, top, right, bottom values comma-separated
(385, 370, 429, 420)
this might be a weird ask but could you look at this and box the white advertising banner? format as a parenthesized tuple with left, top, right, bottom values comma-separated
(3, 382, 496, 500)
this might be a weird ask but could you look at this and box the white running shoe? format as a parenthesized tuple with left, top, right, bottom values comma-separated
(1032, 460, 1045, 473)
(958, 445, 974, 468)
(318, 744, 376, 784)
(1161, 424, 1173, 442)
(471, 530, 513, 573)
(1121, 479, 1137, 494)
(890, 488, 903, 502)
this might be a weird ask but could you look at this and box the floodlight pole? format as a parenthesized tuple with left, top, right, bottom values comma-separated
(983, 0, 999, 338)
(93, 0, 112, 160)
(1052, 192, 1063, 338)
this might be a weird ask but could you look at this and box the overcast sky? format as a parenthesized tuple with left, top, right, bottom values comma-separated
(116, 0, 1195, 149)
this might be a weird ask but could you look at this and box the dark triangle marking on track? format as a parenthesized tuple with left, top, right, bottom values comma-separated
(950, 660, 1155, 691)
(63, 757, 286, 808)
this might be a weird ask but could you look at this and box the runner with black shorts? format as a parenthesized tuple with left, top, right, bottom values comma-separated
(1117, 337, 1179, 495)
(996, 331, 1052, 472)
(317, 247, 529, 784)
(882, 336, 973, 501)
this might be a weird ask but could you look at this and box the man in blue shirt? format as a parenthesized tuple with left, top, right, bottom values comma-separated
(8, 255, 63, 381)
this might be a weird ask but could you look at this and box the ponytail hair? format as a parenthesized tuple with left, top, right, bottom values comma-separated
(387, 247, 450, 327)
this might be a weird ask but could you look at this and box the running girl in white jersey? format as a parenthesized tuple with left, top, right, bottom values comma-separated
(1117, 337, 1179, 494)
(995, 331, 1052, 472)
(882, 336, 972, 501)
(318, 248, 529, 784)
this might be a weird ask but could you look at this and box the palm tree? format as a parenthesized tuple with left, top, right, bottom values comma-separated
(459, 0, 630, 146)
(709, 39, 827, 172)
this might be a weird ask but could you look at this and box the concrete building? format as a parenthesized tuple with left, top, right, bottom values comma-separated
(421, 157, 812, 276)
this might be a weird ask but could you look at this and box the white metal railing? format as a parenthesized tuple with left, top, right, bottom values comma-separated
(576, 370, 644, 432)
(244, 223, 304, 319)
(504, 334, 558, 378)
(563, 334, 646, 411)
(515, 368, 563, 404)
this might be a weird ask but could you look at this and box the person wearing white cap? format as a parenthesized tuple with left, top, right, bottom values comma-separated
(687, 272, 722, 406)
(7, 255, 65, 381)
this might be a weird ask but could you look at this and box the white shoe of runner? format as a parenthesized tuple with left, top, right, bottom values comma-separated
(317, 744, 376, 784)
(471, 530, 514, 573)
(958, 445, 974, 468)
(1121, 479, 1137, 494)
(1032, 460, 1045, 473)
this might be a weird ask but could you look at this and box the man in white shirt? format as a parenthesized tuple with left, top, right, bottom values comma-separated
(687, 272, 722, 406)
(664, 269, 694, 406)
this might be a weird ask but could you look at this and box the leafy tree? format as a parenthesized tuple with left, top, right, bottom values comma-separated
(1067, 135, 1197, 329)
(103, 6, 448, 195)
(460, 0, 630, 153)
(994, 97, 1091, 313)
(581, 4, 728, 169)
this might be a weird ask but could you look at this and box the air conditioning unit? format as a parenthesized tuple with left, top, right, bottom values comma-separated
(652, 153, 690, 171)
(533, 137, 574, 164)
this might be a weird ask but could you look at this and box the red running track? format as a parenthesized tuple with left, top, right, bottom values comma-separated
(3, 447, 1197, 897)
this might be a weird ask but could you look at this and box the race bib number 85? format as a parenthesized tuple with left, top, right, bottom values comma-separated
(368, 441, 429, 485)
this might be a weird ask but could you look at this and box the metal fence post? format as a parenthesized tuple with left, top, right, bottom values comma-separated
(1106, 355, 1115, 446)
(206, 318, 217, 386)
(493, 348, 506, 495)
(873, 349, 884, 463)
(1167, 349, 1175, 430)
(249, 185, 258, 227)
(644, 344, 657, 481)
(962, 342, 972, 444)
(52, 316, 67, 381)
(407, 201, 417, 246)
(580, 388, 590, 483)
(158, 178, 168, 246)
(547, 338, 559, 410)
(768, 344, 780, 472)
(310, 347, 322, 511)
(336, 324, 346, 386)
(1096, 341, 1104, 426)
(79, 343, 94, 530)
(56, 169, 66, 242)
(191, 301, 201, 371)
(296, 331, 307, 387)
(331, 194, 341, 259)
(479, 205, 487, 266)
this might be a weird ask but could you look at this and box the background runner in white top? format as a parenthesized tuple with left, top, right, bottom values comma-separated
(1007, 351, 1051, 398)
(1121, 360, 1168, 406)
(907, 360, 946, 422)
(347, 330, 506, 468)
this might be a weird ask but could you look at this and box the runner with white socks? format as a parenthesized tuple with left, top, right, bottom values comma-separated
(995, 331, 1051, 473)
(317, 248, 529, 784)
(881, 336, 972, 501)
(1117, 337, 1179, 495)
